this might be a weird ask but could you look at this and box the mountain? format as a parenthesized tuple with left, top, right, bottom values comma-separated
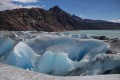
(0, 5, 120, 31)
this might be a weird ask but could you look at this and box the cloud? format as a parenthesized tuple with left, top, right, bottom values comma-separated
(12, 0, 38, 3)
(79, 15, 83, 17)
(23, 5, 39, 8)
(0, 0, 42, 11)
(0, 0, 21, 11)
(108, 20, 120, 23)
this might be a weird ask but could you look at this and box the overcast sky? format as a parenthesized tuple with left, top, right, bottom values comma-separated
(0, 0, 120, 23)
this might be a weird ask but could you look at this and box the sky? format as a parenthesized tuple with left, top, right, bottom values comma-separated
(0, 0, 120, 23)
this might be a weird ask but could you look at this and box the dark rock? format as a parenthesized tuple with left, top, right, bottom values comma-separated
(99, 36, 109, 40)
(0, 6, 120, 31)
(103, 67, 120, 74)
(92, 36, 109, 40)
(108, 38, 120, 53)
(106, 50, 117, 54)
(111, 38, 119, 43)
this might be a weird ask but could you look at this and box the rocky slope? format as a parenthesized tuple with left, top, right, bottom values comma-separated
(0, 6, 120, 31)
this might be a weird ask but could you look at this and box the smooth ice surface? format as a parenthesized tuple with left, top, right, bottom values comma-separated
(0, 36, 38, 69)
(35, 51, 74, 76)
(0, 36, 15, 56)
(3, 42, 37, 69)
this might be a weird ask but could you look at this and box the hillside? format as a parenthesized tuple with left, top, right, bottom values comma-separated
(0, 6, 120, 31)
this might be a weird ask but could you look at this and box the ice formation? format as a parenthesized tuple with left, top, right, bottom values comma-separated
(26, 35, 110, 61)
(0, 35, 15, 56)
(0, 32, 120, 76)
(35, 51, 74, 76)
(0, 35, 38, 69)
(86, 53, 120, 75)
(3, 42, 38, 69)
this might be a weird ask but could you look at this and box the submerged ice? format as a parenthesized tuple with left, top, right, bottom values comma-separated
(0, 32, 120, 76)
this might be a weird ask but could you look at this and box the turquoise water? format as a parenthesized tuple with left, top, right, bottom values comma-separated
(67, 30, 120, 38)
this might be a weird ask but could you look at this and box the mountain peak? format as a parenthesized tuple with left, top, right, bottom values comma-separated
(52, 5, 60, 9)
(49, 5, 63, 12)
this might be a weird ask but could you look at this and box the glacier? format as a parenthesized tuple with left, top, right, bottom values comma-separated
(0, 63, 120, 80)
(35, 51, 74, 76)
(25, 34, 110, 61)
(0, 31, 120, 76)
(3, 42, 38, 69)
(0, 35, 38, 69)
(86, 53, 120, 75)
(0, 35, 15, 56)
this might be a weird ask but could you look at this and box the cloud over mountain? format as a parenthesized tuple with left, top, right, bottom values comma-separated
(108, 20, 120, 23)
(12, 0, 38, 3)
(0, 0, 40, 11)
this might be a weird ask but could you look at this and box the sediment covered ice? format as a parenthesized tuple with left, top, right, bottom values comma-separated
(86, 53, 120, 75)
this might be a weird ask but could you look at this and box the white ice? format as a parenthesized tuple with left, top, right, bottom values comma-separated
(35, 51, 74, 76)
(0, 36, 38, 69)
(25, 35, 110, 61)
(0, 33, 120, 76)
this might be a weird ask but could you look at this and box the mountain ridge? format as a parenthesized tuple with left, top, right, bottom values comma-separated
(0, 6, 120, 31)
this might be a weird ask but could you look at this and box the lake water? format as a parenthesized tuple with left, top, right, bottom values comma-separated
(67, 30, 120, 39)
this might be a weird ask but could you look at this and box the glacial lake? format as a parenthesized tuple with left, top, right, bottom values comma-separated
(67, 30, 120, 39)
